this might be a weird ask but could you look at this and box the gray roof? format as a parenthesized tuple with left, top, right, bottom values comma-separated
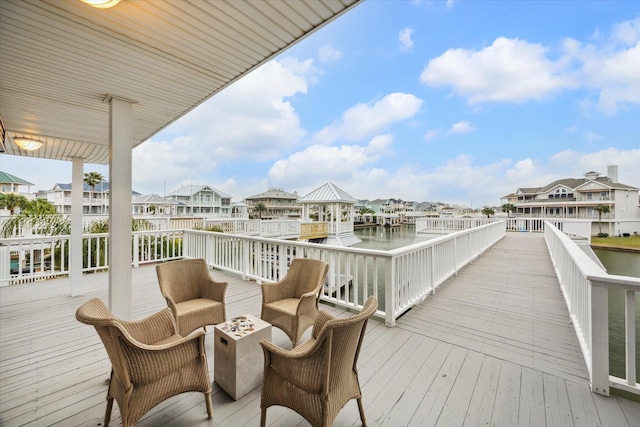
(517, 175, 638, 195)
(132, 194, 178, 205)
(297, 182, 358, 204)
(166, 185, 231, 198)
(245, 188, 298, 200)
(51, 182, 141, 195)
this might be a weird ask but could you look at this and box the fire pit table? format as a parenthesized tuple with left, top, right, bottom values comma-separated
(213, 314, 272, 400)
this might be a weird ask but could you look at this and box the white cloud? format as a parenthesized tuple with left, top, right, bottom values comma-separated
(424, 129, 440, 141)
(421, 18, 640, 113)
(148, 57, 318, 162)
(274, 148, 640, 208)
(318, 44, 343, 63)
(450, 121, 475, 134)
(421, 37, 574, 104)
(549, 148, 640, 185)
(399, 28, 414, 52)
(578, 41, 640, 114)
(268, 134, 394, 188)
(315, 92, 423, 143)
(131, 58, 321, 193)
(611, 16, 640, 46)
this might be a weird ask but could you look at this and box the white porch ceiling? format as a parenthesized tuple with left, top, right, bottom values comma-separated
(0, 0, 361, 164)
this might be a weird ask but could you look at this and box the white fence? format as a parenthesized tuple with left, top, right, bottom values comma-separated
(544, 221, 639, 396)
(416, 217, 568, 235)
(183, 220, 506, 325)
(0, 230, 183, 286)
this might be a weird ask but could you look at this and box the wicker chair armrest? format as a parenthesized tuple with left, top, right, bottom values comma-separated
(311, 311, 335, 339)
(201, 279, 228, 301)
(119, 308, 177, 345)
(261, 281, 291, 304)
(260, 334, 329, 393)
(295, 291, 319, 315)
(120, 333, 206, 385)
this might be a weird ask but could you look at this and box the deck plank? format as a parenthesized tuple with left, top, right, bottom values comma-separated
(1, 233, 639, 426)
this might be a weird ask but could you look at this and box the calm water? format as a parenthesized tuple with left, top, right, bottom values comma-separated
(354, 225, 639, 381)
(353, 224, 417, 250)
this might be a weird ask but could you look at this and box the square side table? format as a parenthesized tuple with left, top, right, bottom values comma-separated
(214, 314, 272, 400)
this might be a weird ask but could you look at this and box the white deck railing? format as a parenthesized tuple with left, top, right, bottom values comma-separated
(1, 222, 505, 325)
(544, 221, 639, 396)
(0, 230, 183, 286)
(183, 221, 506, 325)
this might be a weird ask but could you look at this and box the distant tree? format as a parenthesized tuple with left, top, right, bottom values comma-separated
(501, 203, 515, 218)
(0, 193, 29, 215)
(22, 198, 56, 215)
(481, 207, 495, 218)
(255, 202, 266, 219)
(594, 204, 610, 234)
(84, 171, 104, 214)
(358, 207, 376, 215)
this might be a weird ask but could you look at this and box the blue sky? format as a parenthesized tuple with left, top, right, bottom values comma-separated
(4, 0, 639, 208)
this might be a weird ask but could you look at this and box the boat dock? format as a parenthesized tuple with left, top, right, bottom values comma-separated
(1, 233, 638, 426)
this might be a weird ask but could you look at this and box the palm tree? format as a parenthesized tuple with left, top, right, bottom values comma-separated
(481, 207, 495, 218)
(594, 204, 610, 234)
(84, 172, 104, 214)
(0, 193, 28, 215)
(254, 202, 266, 219)
(501, 203, 515, 218)
(22, 198, 56, 215)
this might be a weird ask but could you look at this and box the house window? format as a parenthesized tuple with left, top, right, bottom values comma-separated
(586, 192, 593, 200)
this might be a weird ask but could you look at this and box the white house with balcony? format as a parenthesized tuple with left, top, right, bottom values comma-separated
(42, 182, 140, 214)
(503, 165, 639, 235)
(0, 171, 34, 197)
(244, 187, 301, 219)
(165, 185, 232, 217)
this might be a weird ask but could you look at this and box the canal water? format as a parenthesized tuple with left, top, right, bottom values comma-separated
(353, 225, 640, 382)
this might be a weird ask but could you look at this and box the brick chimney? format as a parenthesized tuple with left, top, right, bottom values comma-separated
(607, 165, 618, 183)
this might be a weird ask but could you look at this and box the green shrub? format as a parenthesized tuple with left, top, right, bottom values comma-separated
(193, 225, 224, 233)
(597, 232, 609, 238)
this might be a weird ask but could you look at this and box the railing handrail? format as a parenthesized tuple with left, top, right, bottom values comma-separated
(544, 220, 639, 397)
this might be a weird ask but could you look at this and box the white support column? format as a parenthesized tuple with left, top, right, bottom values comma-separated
(70, 157, 84, 296)
(107, 95, 135, 319)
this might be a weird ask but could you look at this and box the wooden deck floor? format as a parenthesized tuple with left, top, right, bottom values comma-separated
(1, 233, 638, 426)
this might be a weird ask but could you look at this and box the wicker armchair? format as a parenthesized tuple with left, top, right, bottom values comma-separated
(156, 258, 227, 337)
(260, 296, 378, 427)
(75, 298, 213, 427)
(261, 258, 329, 347)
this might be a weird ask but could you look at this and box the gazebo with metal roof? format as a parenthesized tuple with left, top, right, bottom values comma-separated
(297, 182, 362, 246)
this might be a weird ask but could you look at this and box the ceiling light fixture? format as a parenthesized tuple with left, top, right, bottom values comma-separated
(81, 0, 121, 9)
(14, 138, 43, 151)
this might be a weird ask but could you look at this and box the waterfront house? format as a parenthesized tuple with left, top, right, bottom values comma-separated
(503, 165, 640, 235)
(42, 182, 141, 215)
(244, 187, 301, 219)
(165, 185, 232, 217)
(0, 171, 34, 197)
